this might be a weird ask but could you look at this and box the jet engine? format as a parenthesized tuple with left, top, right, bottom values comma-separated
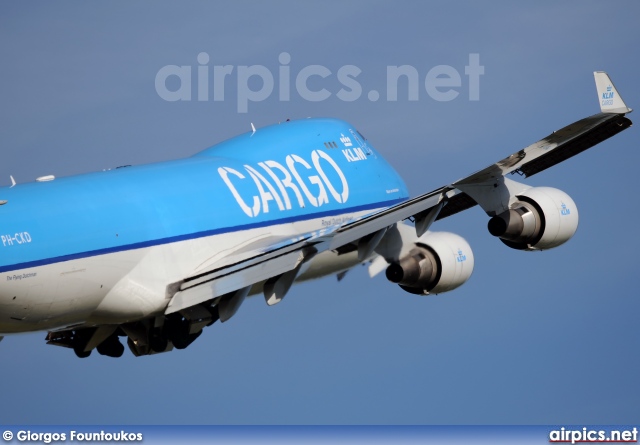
(385, 231, 474, 295)
(487, 187, 579, 251)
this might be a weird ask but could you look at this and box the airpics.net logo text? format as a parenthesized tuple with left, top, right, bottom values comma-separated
(155, 52, 484, 113)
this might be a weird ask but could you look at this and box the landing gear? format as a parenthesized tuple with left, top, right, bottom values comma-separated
(47, 330, 94, 358)
(163, 304, 219, 350)
(46, 300, 224, 358)
(96, 334, 125, 358)
(150, 332, 169, 353)
(73, 345, 91, 358)
(164, 316, 203, 350)
(125, 329, 172, 356)
(170, 326, 202, 350)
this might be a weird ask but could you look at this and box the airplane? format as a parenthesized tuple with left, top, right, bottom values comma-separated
(0, 72, 632, 358)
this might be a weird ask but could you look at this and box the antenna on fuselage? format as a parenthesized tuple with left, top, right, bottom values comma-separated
(250, 122, 256, 136)
(9, 176, 16, 188)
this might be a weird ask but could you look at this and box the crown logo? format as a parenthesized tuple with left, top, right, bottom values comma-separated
(606, 85, 612, 92)
(340, 133, 352, 147)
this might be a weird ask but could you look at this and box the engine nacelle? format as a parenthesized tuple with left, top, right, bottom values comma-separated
(487, 187, 579, 251)
(385, 231, 474, 295)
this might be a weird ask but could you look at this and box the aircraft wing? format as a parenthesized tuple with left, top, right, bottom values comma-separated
(166, 186, 449, 314)
(438, 111, 632, 220)
(166, 71, 632, 315)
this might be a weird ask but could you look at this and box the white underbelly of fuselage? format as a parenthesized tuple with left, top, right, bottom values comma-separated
(0, 209, 380, 334)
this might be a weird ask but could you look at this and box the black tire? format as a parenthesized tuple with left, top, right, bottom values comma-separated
(172, 330, 202, 350)
(97, 336, 125, 358)
(107, 340, 124, 358)
(74, 346, 91, 358)
(150, 334, 169, 353)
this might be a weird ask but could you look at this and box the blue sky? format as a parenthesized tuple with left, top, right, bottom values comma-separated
(1, 1, 639, 425)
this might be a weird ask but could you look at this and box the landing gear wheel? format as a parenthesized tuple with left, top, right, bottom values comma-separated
(73, 346, 91, 358)
(172, 331, 202, 350)
(97, 335, 125, 358)
(164, 315, 204, 350)
(150, 334, 169, 353)
(171, 327, 202, 350)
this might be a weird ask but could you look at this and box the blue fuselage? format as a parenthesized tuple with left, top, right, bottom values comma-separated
(0, 118, 409, 333)
(0, 119, 408, 273)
